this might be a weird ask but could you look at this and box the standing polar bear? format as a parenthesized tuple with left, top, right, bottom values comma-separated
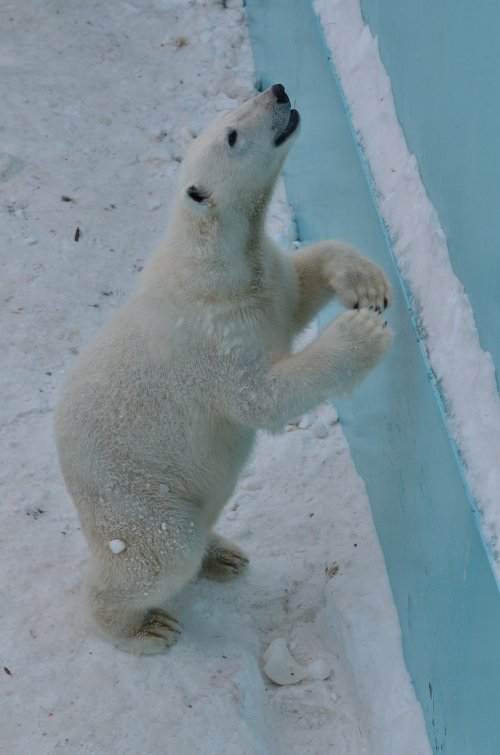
(55, 84, 392, 654)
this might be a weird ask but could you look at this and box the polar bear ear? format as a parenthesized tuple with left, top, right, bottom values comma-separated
(183, 184, 213, 215)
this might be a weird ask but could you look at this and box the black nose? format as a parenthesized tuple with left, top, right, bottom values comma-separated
(272, 83, 290, 104)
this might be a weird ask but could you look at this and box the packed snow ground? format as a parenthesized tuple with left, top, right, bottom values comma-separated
(1, 1, 430, 753)
(315, 0, 500, 572)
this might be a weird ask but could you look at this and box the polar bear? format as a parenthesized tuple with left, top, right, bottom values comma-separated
(54, 84, 392, 654)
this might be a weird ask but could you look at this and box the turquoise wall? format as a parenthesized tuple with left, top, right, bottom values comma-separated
(361, 0, 500, 385)
(246, 1, 500, 753)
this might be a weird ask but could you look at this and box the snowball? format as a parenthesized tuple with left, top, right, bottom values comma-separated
(311, 421, 328, 439)
(298, 414, 314, 429)
(307, 659, 332, 681)
(262, 638, 307, 686)
(108, 539, 126, 554)
(322, 404, 339, 425)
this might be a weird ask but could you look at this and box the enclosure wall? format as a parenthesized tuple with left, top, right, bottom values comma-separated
(246, 1, 500, 753)
(361, 0, 500, 385)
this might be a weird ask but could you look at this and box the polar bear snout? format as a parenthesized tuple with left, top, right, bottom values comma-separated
(274, 108, 300, 147)
(271, 83, 289, 104)
(268, 83, 301, 147)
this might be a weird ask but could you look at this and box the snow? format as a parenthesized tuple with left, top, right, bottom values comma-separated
(315, 0, 500, 572)
(108, 539, 127, 555)
(0, 1, 430, 753)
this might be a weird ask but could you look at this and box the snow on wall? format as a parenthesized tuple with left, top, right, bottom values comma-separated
(314, 0, 500, 573)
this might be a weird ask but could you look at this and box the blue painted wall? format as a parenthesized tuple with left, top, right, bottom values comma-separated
(361, 0, 500, 386)
(246, 1, 500, 753)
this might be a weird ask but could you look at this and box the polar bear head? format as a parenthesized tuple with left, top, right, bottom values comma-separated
(179, 84, 300, 220)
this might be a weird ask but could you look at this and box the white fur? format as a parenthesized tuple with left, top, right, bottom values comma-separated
(54, 86, 392, 654)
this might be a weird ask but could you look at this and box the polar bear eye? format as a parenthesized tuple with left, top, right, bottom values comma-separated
(227, 129, 238, 147)
(187, 185, 208, 204)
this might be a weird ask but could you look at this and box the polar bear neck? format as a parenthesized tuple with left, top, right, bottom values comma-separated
(159, 202, 271, 303)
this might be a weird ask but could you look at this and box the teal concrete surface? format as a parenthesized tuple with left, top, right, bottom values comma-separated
(361, 0, 500, 388)
(246, 1, 500, 753)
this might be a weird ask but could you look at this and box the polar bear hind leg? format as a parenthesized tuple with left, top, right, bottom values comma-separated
(84, 503, 208, 654)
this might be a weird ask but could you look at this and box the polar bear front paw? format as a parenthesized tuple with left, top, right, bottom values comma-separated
(329, 254, 392, 312)
(199, 534, 249, 582)
(334, 308, 392, 370)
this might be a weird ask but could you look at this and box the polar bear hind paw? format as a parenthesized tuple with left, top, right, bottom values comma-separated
(113, 610, 181, 655)
(199, 534, 249, 582)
